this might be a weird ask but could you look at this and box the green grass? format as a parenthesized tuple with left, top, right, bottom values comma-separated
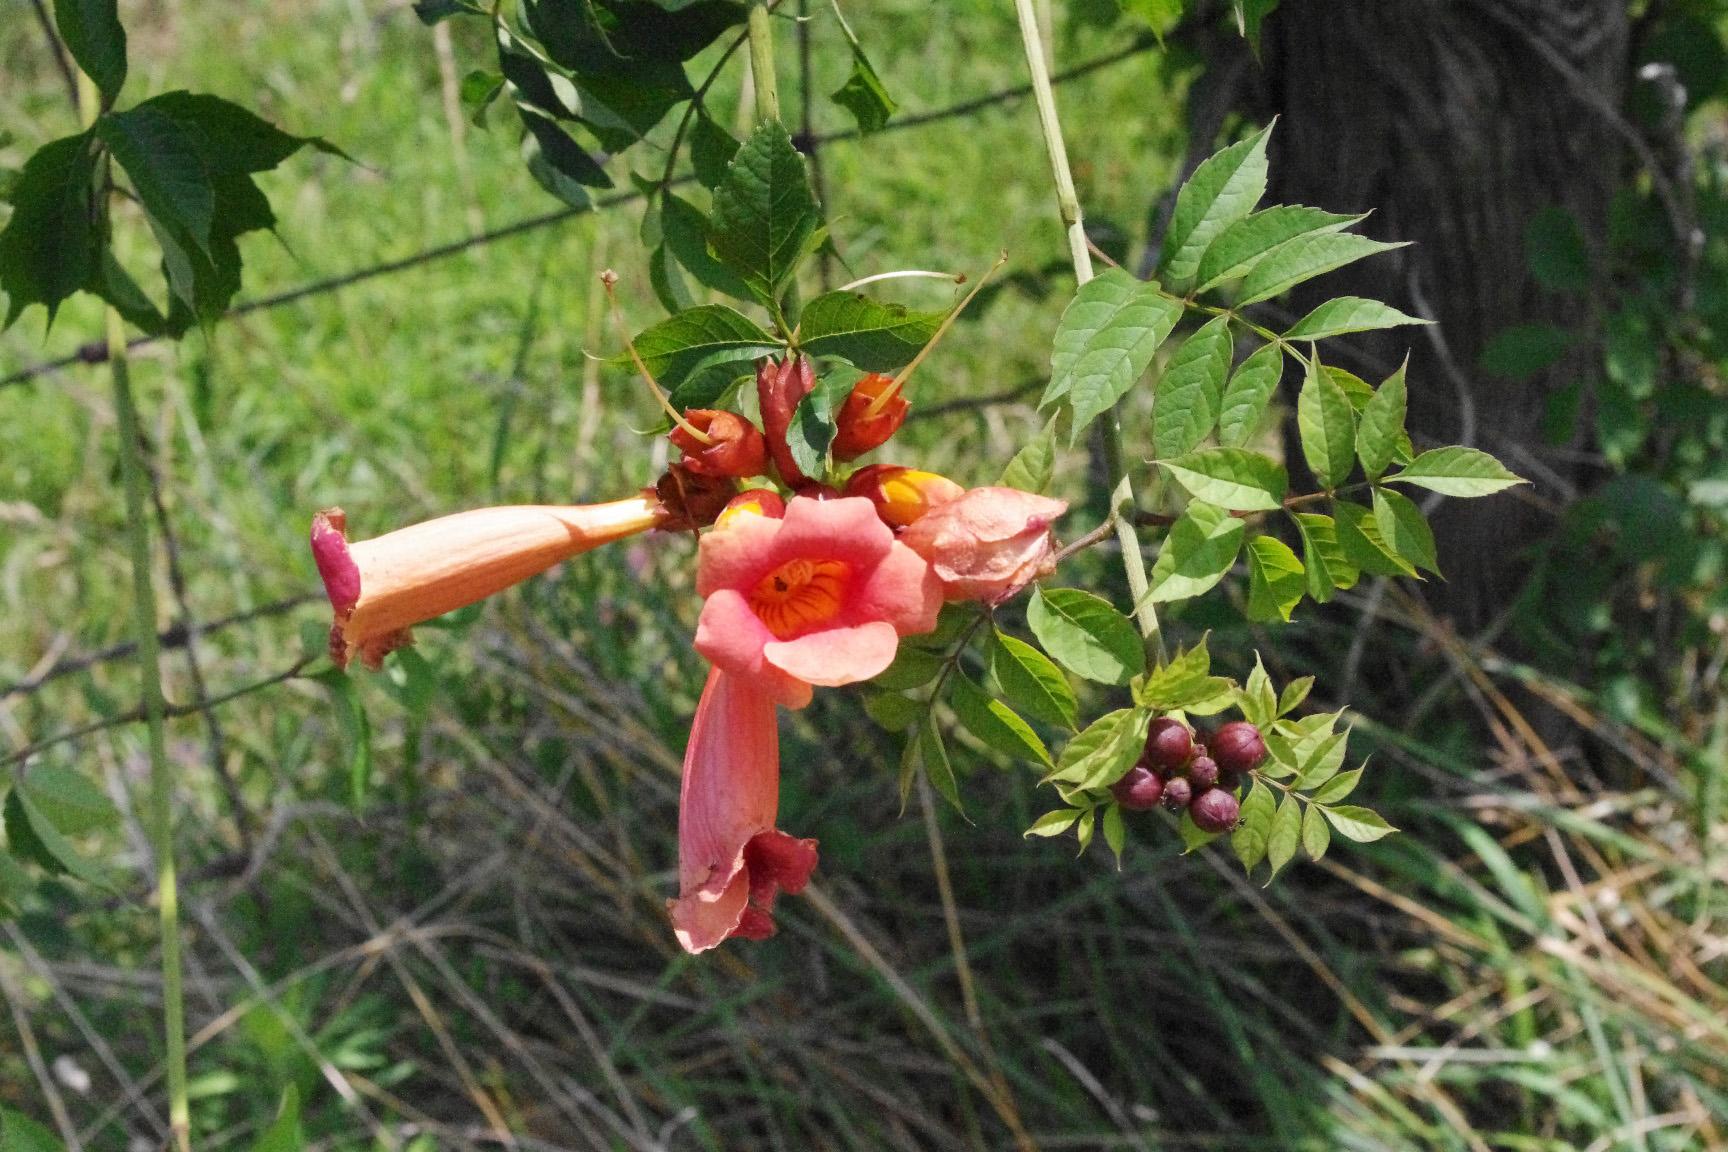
(3, 2, 1726, 1150)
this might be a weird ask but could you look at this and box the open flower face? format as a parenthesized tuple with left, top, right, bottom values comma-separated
(694, 496, 942, 708)
(669, 667, 819, 953)
(898, 486, 1068, 603)
(313, 497, 662, 668)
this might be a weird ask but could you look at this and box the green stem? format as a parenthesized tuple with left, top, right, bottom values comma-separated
(747, 1, 780, 123)
(79, 70, 191, 1152)
(1011, 0, 1165, 664)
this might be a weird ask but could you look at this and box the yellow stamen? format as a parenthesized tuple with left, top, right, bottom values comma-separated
(600, 269, 714, 446)
(749, 558, 848, 640)
(864, 252, 1008, 420)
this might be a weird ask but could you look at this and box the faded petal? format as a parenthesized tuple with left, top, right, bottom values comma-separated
(899, 487, 1067, 603)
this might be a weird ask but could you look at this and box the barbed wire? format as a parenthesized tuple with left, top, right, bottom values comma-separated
(0, 33, 1158, 390)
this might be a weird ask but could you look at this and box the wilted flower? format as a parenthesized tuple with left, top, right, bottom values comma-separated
(312, 496, 663, 668)
(669, 667, 819, 953)
(898, 486, 1067, 603)
(694, 495, 942, 708)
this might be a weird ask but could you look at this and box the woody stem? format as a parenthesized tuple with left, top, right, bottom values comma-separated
(1011, 0, 1165, 664)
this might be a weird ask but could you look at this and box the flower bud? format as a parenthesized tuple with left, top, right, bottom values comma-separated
(1143, 717, 1195, 776)
(670, 410, 767, 478)
(831, 372, 909, 460)
(717, 488, 786, 528)
(1111, 765, 1165, 811)
(1210, 721, 1268, 776)
(1186, 755, 1220, 791)
(843, 464, 965, 529)
(757, 356, 816, 486)
(1190, 787, 1242, 834)
(898, 486, 1067, 603)
(1161, 775, 1193, 813)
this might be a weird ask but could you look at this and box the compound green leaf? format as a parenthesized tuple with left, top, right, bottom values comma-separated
(55, 0, 127, 106)
(1147, 500, 1244, 604)
(950, 674, 1052, 767)
(1245, 535, 1304, 623)
(1292, 512, 1357, 602)
(1160, 123, 1272, 287)
(1237, 233, 1407, 307)
(1029, 587, 1144, 685)
(708, 120, 821, 305)
(991, 632, 1078, 730)
(1216, 340, 1282, 448)
(1265, 794, 1302, 882)
(1194, 205, 1359, 293)
(1153, 314, 1232, 459)
(1372, 487, 1439, 575)
(1156, 447, 1288, 511)
(797, 290, 945, 371)
(1283, 296, 1426, 342)
(1387, 447, 1526, 497)
(1044, 268, 1181, 438)
(1297, 351, 1356, 490)
(1355, 358, 1408, 479)
(1322, 804, 1396, 843)
(0, 134, 100, 329)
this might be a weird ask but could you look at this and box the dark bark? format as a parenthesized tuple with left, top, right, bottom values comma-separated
(1221, 0, 1631, 631)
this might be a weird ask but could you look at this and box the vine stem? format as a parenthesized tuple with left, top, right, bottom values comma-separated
(77, 70, 192, 1152)
(746, 1, 780, 123)
(1010, 0, 1165, 663)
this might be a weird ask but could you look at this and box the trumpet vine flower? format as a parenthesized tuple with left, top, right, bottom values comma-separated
(693, 495, 942, 708)
(312, 496, 663, 668)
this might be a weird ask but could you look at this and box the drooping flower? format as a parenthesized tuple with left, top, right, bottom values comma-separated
(898, 486, 1067, 603)
(669, 410, 767, 479)
(694, 495, 942, 708)
(669, 667, 819, 953)
(843, 464, 964, 529)
(312, 495, 663, 668)
(832, 372, 909, 460)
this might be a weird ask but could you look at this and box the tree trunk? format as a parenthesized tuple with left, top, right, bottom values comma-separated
(1245, 0, 1629, 631)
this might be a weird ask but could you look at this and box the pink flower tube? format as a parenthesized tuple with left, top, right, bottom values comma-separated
(669, 667, 819, 953)
(312, 496, 663, 669)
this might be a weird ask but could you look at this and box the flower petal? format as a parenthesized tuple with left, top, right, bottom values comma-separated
(695, 591, 812, 708)
(846, 539, 943, 637)
(773, 496, 894, 570)
(765, 620, 901, 686)
(696, 507, 785, 599)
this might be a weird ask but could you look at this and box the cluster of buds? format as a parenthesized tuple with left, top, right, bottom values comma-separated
(656, 354, 1066, 603)
(1111, 718, 1268, 834)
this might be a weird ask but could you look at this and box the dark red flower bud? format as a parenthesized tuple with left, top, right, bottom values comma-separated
(669, 410, 767, 478)
(757, 356, 816, 486)
(1210, 721, 1268, 776)
(832, 372, 909, 460)
(1144, 717, 1195, 776)
(1111, 765, 1165, 811)
(1161, 775, 1193, 812)
(1190, 787, 1242, 834)
(1186, 755, 1220, 790)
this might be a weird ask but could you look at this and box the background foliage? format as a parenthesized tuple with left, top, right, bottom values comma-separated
(2, 1, 1725, 1149)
